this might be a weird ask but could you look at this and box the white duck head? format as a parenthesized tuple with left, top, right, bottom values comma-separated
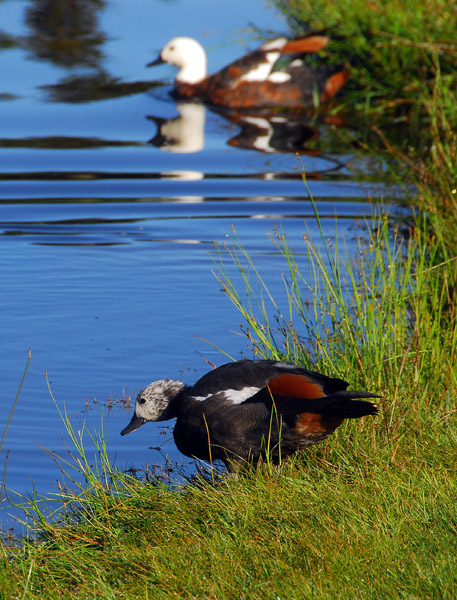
(148, 37, 207, 84)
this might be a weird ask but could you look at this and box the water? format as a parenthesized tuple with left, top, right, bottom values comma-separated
(0, 0, 399, 523)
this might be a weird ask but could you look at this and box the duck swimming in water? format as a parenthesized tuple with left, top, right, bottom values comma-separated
(147, 35, 348, 110)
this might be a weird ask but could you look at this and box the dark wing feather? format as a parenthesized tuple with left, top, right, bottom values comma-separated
(179, 360, 379, 469)
(189, 360, 379, 419)
(190, 359, 346, 399)
(215, 49, 272, 85)
(211, 36, 329, 87)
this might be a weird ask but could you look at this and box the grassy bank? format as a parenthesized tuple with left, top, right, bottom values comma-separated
(274, 0, 457, 250)
(2, 448, 456, 598)
(2, 1, 457, 598)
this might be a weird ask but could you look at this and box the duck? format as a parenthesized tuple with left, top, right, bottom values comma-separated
(121, 359, 379, 473)
(146, 35, 349, 110)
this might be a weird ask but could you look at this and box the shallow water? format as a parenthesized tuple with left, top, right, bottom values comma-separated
(0, 0, 401, 525)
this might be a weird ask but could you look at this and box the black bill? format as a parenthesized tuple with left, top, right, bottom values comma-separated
(146, 54, 165, 68)
(120, 413, 147, 436)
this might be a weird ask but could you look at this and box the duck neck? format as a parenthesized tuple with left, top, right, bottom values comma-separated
(177, 57, 207, 84)
(161, 382, 189, 420)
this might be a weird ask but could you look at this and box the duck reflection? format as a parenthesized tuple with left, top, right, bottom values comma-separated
(43, 73, 162, 103)
(23, 0, 161, 102)
(222, 112, 319, 154)
(148, 103, 206, 153)
(147, 103, 325, 155)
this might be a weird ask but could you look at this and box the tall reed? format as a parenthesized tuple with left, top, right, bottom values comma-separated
(214, 195, 457, 428)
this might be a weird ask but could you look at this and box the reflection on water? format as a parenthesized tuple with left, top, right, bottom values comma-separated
(148, 103, 331, 156)
(224, 112, 319, 153)
(25, 0, 106, 68)
(148, 103, 206, 153)
(146, 102, 349, 193)
(43, 73, 162, 103)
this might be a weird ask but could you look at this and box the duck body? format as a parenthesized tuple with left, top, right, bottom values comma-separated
(121, 359, 379, 473)
(147, 36, 348, 110)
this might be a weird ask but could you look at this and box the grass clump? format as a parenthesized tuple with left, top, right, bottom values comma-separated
(1, 447, 457, 598)
(274, 0, 457, 113)
(273, 0, 457, 241)
(215, 205, 457, 411)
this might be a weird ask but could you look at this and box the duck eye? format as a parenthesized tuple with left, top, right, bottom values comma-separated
(169, 46, 174, 51)
(138, 398, 146, 405)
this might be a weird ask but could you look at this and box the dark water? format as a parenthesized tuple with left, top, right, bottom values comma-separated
(0, 0, 399, 524)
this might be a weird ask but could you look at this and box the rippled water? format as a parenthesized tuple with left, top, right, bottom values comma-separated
(0, 0, 400, 524)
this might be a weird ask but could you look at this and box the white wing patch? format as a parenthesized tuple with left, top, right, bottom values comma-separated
(260, 38, 287, 51)
(192, 386, 262, 404)
(240, 51, 280, 82)
(192, 393, 212, 402)
(268, 71, 292, 83)
(223, 386, 262, 404)
(240, 63, 272, 82)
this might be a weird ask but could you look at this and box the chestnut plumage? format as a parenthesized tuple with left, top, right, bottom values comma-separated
(147, 36, 348, 110)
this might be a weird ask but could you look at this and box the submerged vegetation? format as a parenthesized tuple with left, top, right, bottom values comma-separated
(1, 0, 457, 598)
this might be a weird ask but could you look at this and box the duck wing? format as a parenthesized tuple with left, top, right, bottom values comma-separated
(214, 36, 330, 86)
(188, 359, 379, 414)
(256, 364, 379, 419)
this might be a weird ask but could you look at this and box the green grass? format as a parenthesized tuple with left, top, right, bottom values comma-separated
(214, 204, 457, 402)
(0, 350, 31, 507)
(272, 0, 457, 247)
(274, 0, 457, 111)
(1, 440, 456, 598)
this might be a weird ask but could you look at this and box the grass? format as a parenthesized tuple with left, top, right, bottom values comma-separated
(273, 0, 457, 111)
(1, 0, 457, 597)
(215, 199, 457, 396)
(1, 430, 456, 598)
(272, 0, 457, 248)
(0, 350, 31, 508)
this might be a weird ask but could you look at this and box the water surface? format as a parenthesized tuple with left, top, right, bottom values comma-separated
(0, 0, 398, 523)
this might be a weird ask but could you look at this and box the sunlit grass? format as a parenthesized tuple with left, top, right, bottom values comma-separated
(274, 0, 457, 112)
(2, 439, 456, 598)
(215, 201, 457, 408)
(0, 350, 31, 507)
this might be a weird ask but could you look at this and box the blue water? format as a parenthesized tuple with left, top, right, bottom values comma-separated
(0, 0, 400, 526)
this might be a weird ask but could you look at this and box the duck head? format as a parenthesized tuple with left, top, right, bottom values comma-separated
(147, 37, 207, 84)
(120, 379, 186, 435)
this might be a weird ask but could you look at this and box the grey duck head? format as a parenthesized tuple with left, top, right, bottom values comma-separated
(120, 379, 186, 436)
